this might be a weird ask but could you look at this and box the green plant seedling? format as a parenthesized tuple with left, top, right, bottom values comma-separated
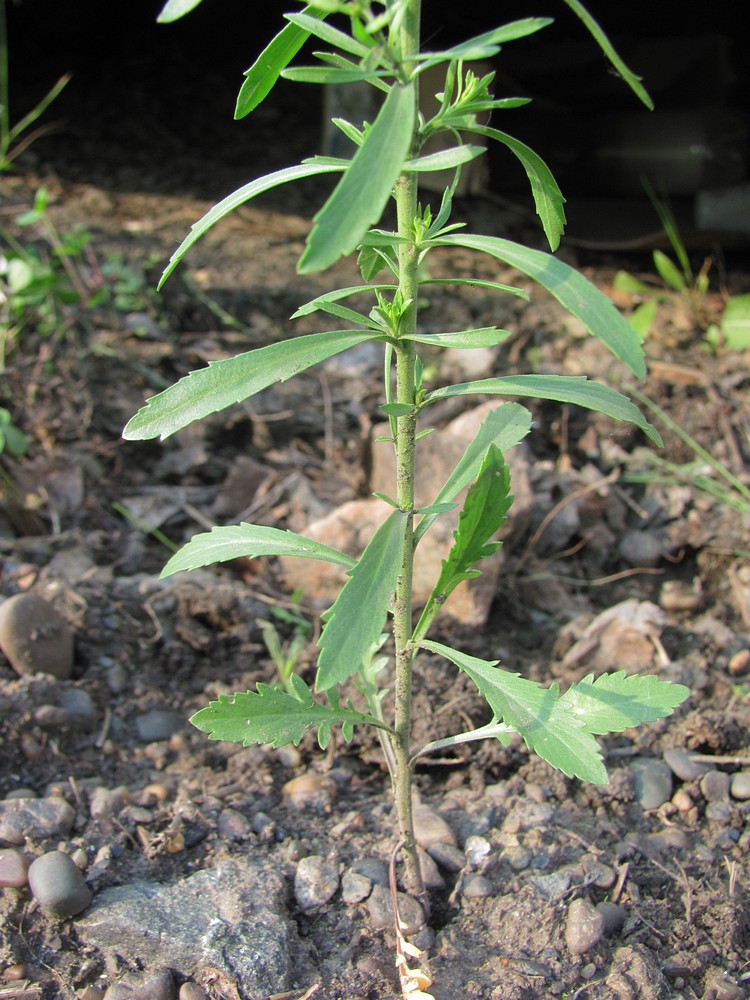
(0, 406, 27, 455)
(258, 592, 313, 692)
(125, 0, 690, 926)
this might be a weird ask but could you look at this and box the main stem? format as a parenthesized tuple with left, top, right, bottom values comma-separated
(389, 0, 426, 906)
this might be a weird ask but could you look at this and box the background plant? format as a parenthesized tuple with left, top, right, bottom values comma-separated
(125, 0, 689, 920)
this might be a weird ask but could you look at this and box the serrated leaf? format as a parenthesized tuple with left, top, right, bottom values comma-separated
(156, 0, 203, 23)
(415, 402, 532, 543)
(123, 329, 377, 441)
(235, 5, 328, 118)
(467, 127, 565, 251)
(299, 82, 415, 273)
(424, 373, 661, 446)
(316, 510, 407, 690)
(420, 640, 607, 784)
(437, 233, 647, 378)
(559, 671, 690, 735)
(401, 327, 511, 349)
(190, 682, 386, 748)
(160, 523, 356, 578)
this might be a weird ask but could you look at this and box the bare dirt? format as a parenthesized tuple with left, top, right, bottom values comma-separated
(1, 153, 750, 1000)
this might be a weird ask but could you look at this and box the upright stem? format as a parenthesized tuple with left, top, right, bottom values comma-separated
(388, 0, 426, 904)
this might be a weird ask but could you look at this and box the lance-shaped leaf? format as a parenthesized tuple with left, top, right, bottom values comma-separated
(416, 18, 553, 69)
(317, 510, 408, 690)
(415, 403, 532, 543)
(283, 11, 371, 58)
(437, 233, 647, 378)
(157, 0, 202, 23)
(190, 681, 389, 749)
(235, 5, 328, 118)
(402, 328, 511, 349)
(292, 284, 397, 319)
(299, 82, 415, 274)
(158, 163, 344, 288)
(559, 671, 690, 735)
(420, 640, 607, 784)
(404, 145, 486, 173)
(424, 373, 661, 445)
(160, 524, 356, 578)
(123, 329, 379, 441)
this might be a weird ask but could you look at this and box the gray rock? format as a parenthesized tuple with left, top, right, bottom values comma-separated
(503, 845, 532, 871)
(663, 747, 710, 782)
(103, 967, 176, 1000)
(78, 859, 294, 997)
(59, 686, 97, 724)
(412, 803, 456, 849)
(597, 901, 627, 935)
(0, 847, 30, 887)
(294, 855, 339, 910)
(461, 874, 494, 898)
(529, 871, 571, 901)
(0, 795, 75, 845)
(28, 850, 92, 918)
(730, 772, 750, 800)
(367, 884, 424, 935)
(0, 593, 74, 679)
(427, 842, 465, 873)
(629, 757, 673, 810)
(700, 769, 731, 802)
(565, 897, 606, 955)
(217, 807, 252, 842)
(350, 857, 389, 886)
(417, 847, 445, 890)
(341, 870, 372, 905)
(135, 709, 183, 742)
(179, 985, 208, 1000)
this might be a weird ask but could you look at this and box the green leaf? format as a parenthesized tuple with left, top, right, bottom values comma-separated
(653, 250, 686, 293)
(158, 163, 344, 288)
(282, 66, 390, 85)
(156, 0, 202, 23)
(299, 82, 416, 273)
(416, 18, 553, 69)
(424, 374, 661, 446)
(291, 284, 397, 319)
(316, 510, 408, 689)
(235, 6, 328, 118)
(628, 299, 657, 340)
(467, 127, 565, 251)
(402, 327, 511, 349)
(404, 145, 486, 173)
(613, 270, 654, 296)
(160, 523, 356, 578)
(283, 12, 371, 58)
(437, 233, 647, 378)
(419, 640, 607, 784)
(721, 293, 750, 350)
(561, 0, 653, 109)
(415, 402, 532, 543)
(419, 277, 529, 300)
(190, 681, 388, 748)
(559, 671, 690, 735)
(380, 402, 415, 417)
(123, 329, 378, 441)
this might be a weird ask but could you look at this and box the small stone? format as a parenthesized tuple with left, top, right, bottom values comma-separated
(90, 786, 131, 825)
(659, 579, 702, 611)
(0, 795, 76, 845)
(596, 901, 627, 936)
(294, 856, 339, 910)
(620, 530, 663, 567)
(530, 871, 571, 901)
(427, 842, 465, 873)
(179, 985, 208, 1000)
(663, 748, 710, 782)
(28, 850, 93, 918)
(461, 874, 493, 898)
(217, 808, 252, 842)
(565, 897, 606, 955)
(341, 870, 372, 905)
(629, 757, 673, 810)
(102, 967, 177, 1000)
(728, 648, 750, 676)
(641, 828, 691, 854)
(135, 710, 182, 742)
(0, 847, 30, 887)
(412, 803, 456, 850)
(0, 593, 74, 679)
(79, 988, 107, 1000)
(417, 848, 444, 890)
(251, 811, 277, 841)
(282, 772, 336, 812)
(730, 772, 750, 800)
(504, 846, 532, 871)
(705, 801, 731, 824)
(464, 835, 491, 868)
(58, 687, 97, 724)
(367, 884, 424, 935)
(502, 801, 554, 834)
(700, 770, 731, 802)
(350, 857, 389, 886)
(672, 788, 694, 812)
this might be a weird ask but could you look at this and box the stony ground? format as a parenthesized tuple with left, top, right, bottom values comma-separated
(1, 157, 750, 1000)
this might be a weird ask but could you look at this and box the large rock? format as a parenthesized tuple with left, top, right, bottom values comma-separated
(77, 859, 295, 997)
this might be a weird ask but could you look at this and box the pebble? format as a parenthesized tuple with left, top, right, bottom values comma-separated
(672, 788, 694, 812)
(179, 985, 208, 1000)
(0, 795, 75, 845)
(294, 855, 339, 910)
(341, 870, 372, 904)
(79, 988, 106, 1000)
(282, 772, 336, 812)
(412, 803, 456, 849)
(102, 967, 177, 1000)
(461, 874, 494, 898)
(580, 856, 616, 890)
(58, 687, 97, 724)
(135, 710, 182, 742)
(700, 769, 731, 802)
(640, 828, 691, 854)
(728, 648, 750, 676)
(350, 857, 389, 886)
(28, 850, 93, 918)
(464, 835, 491, 868)
(565, 897, 606, 955)
(90, 786, 131, 825)
(0, 847, 30, 887)
(367, 884, 424, 935)
(503, 845, 532, 871)
(530, 871, 571, 901)
(218, 807, 252, 842)
(427, 842, 465, 873)
(502, 801, 554, 834)
(730, 772, 750, 800)
(596, 901, 627, 936)
(629, 757, 673, 809)
(705, 802, 732, 824)
(251, 811, 278, 841)
(663, 748, 710, 782)
(0, 592, 74, 679)
(417, 848, 444, 890)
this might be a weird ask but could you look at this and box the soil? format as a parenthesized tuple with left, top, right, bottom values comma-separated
(1, 124, 750, 1000)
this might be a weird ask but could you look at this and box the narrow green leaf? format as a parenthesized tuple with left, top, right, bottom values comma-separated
(415, 502, 457, 516)
(613, 270, 654, 296)
(653, 250, 686, 293)
(402, 327, 511, 349)
(419, 277, 529, 300)
(419, 640, 607, 784)
(424, 374, 661, 446)
(380, 402, 415, 417)
(190, 682, 388, 748)
(559, 671, 690, 736)
(123, 329, 377, 441)
(437, 233, 648, 378)
(157, 0, 202, 23)
(404, 145, 486, 173)
(292, 284, 397, 319)
(158, 163, 344, 288)
(415, 402, 532, 543)
(283, 12, 371, 58)
(160, 523, 356, 578)
(316, 510, 408, 689)
(416, 18, 553, 68)
(467, 127, 565, 251)
(721, 294, 750, 350)
(561, 0, 653, 109)
(235, 5, 328, 118)
(282, 66, 390, 85)
(299, 82, 416, 273)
